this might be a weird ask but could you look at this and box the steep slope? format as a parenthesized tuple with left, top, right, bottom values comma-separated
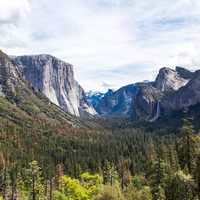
(154, 67, 189, 92)
(94, 67, 196, 121)
(0, 50, 22, 98)
(94, 85, 139, 118)
(162, 70, 200, 112)
(175, 66, 194, 79)
(86, 91, 105, 108)
(134, 67, 190, 120)
(0, 50, 86, 130)
(13, 55, 96, 117)
(133, 83, 163, 121)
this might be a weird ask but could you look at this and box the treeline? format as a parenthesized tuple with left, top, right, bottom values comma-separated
(0, 119, 200, 199)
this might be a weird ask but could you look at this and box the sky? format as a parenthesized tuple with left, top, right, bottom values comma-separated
(0, 0, 200, 92)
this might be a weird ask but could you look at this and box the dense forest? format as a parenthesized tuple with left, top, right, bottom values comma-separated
(0, 117, 200, 200)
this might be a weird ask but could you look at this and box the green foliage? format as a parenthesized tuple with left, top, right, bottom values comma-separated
(149, 159, 170, 188)
(148, 159, 170, 200)
(132, 175, 147, 190)
(178, 119, 198, 173)
(124, 185, 152, 200)
(54, 173, 103, 200)
(167, 170, 197, 200)
(80, 172, 103, 197)
(195, 155, 200, 199)
(0, 116, 200, 199)
(22, 102, 41, 115)
(54, 176, 89, 200)
(95, 184, 124, 200)
(103, 162, 119, 185)
(155, 186, 166, 200)
(17, 161, 46, 200)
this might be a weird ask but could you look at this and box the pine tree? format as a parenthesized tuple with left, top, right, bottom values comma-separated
(167, 170, 197, 200)
(149, 157, 168, 200)
(25, 161, 46, 200)
(103, 161, 119, 186)
(178, 119, 196, 173)
(195, 155, 200, 200)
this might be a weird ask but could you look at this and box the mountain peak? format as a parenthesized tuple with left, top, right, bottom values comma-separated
(154, 67, 189, 92)
(175, 66, 194, 79)
(0, 49, 85, 129)
(106, 89, 114, 95)
(13, 55, 96, 117)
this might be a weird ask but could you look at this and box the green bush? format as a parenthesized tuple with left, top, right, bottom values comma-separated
(95, 184, 124, 200)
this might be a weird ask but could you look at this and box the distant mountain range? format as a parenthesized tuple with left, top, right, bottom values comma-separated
(86, 66, 200, 122)
(85, 91, 105, 108)
(0, 49, 200, 126)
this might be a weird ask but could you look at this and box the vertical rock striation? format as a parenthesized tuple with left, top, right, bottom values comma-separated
(13, 55, 96, 117)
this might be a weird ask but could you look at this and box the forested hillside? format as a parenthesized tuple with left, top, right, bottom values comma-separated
(0, 117, 200, 199)
(1, 0, 200, 199)
(0, 48, 200, 200)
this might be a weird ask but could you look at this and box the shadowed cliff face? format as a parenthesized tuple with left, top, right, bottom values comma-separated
(89, 67, 199, 122)
(162, 70, 200, 112)
(133, 83, 163, 121)
(93, 85, 139, 118)
(154, 67, 190, 92)
(134, 67, 194, 120)
(13, 55, 96, 117)
(0, 50, 25, 98)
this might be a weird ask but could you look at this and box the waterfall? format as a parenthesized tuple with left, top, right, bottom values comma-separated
(149, 101, 160, 122)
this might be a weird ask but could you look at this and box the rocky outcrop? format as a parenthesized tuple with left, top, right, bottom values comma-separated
(154, 67, 189, 92)
(86, 91, 105, 108)
(0, 50, 87, 128)
(132, 67, 196, 121)
(175, 66, 194, 80)
(0, 50, 24, 98)
(9, 52, 197, 122)
(133, 83, 163, 121)
(13, 55, 96, 117)
(92, 84, 139, 118)
(162, 70, 200, 112)
(94, 66, 198, 121)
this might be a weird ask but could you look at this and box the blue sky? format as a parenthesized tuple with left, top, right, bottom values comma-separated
(0, 0, 200, 91)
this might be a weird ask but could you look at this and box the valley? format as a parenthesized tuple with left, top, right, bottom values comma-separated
(0, 49, 200, 200)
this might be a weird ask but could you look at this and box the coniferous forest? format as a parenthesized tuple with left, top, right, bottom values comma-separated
(0, 117, 200, 200)
(2, 0, 200, 199)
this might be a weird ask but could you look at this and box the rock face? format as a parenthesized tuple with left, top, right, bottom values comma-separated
(133, 83, 163, 121)
(0, 49, 86, 128)
(91, 84, 139, 118)
(154, 67, 189, 92)
(7, 52, 199, 122)
(175, 66, 194, 80)
(0, 50, 24, 97)
(94, 67, 199, 121)
(85, 91, 105, 108)
(162, 70, 200, 111)
(13, 55, 96, 117)
(133, 67, 194, 120)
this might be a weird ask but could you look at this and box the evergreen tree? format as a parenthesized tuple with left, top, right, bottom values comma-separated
(103, 162, 119, 186)
(167, 170, 197, 200)
(25, 161, 46, 200)
(178, 119, 196, 173)
(149, 158, 168, 200)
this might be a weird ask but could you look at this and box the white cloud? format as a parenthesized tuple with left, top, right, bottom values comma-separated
(0, 0, 200, 91)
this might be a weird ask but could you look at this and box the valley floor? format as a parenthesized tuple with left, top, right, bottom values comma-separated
(0, 117, 200, 200)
